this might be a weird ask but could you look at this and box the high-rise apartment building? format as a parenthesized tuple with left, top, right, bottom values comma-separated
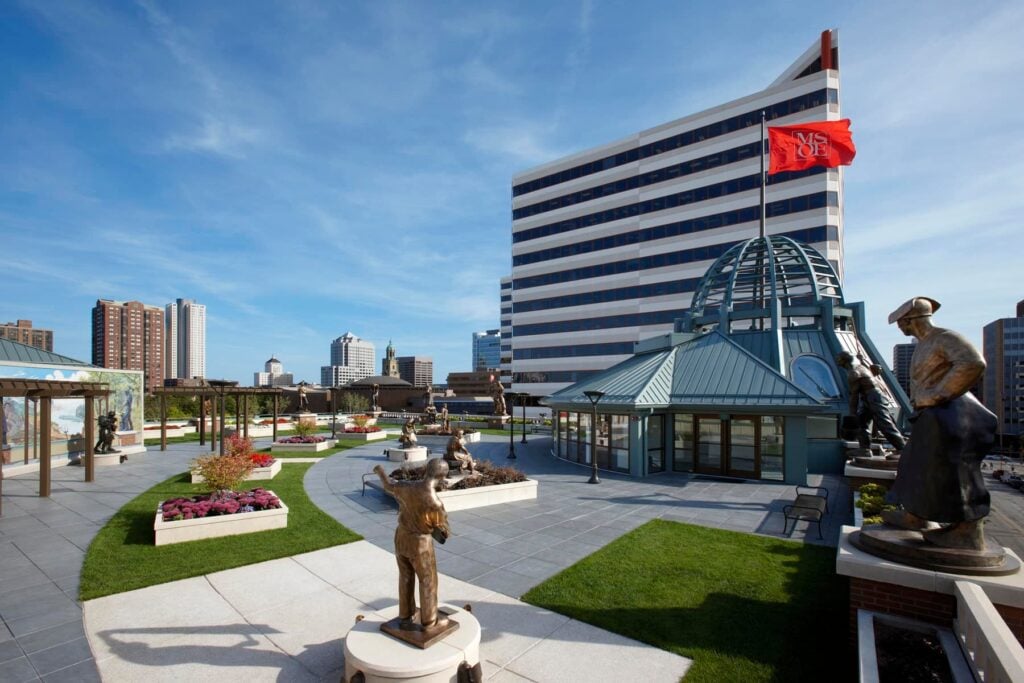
(254, 356, 294, 387)
(472, 330, 501, 371)
(397, 356, 433, 388)
(508, 31, 843, 397)
(0, 320, 53, 352)
(983, 300, 1024, 441)
(321, 332, 375, 386)
(91, 299, 164, 391)
(892, 342, 916, 396)
(165, 298, 206, 380)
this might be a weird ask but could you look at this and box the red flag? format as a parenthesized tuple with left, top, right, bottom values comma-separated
(767, 119, 856, 174)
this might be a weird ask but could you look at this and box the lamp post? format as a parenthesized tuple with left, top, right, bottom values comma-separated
(330, 388, 337, 438)
(520, 393, 528, 445)
(507, 391, 518, 460)
(583, 390, 605, 484)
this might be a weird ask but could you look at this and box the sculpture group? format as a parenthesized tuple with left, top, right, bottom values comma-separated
(94, 410, 119, 454)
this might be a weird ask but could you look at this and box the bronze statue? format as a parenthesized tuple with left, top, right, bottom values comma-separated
(95, 411, 118, 454)
(424, 404, 437, 425)
(836, 351, 906, 454)
(297, 384, 310, 412)
(398, 417, 418, 448)
(440, 404, 449, 432)
(492, 380, 507, 416)
(444, 429, 476, 474)
(372, 383, 380, 413)
(372, 459, 452, 637)
(883, 297, 997, 550)
(424, 384, 434, 408)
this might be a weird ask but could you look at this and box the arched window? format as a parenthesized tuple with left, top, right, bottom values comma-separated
(790, 354, 841, 399)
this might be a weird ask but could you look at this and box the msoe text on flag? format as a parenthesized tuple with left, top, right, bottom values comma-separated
(767, 119, 856, 174)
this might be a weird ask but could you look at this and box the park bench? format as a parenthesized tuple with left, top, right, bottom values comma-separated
(782, 485, 829, 540)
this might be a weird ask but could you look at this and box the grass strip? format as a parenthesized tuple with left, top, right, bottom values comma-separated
(523, 520, 850, 683)
(79, 463, 361, 601)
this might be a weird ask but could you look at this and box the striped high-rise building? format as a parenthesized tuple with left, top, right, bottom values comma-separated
(508, 30, 844, 397)
(165, 298, 206, 381)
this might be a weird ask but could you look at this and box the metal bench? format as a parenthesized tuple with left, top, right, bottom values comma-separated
(782, 485, 829, 540)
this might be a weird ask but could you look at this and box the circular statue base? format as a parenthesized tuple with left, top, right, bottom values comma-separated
(387, 447, 428, 464)
(344, 604, 481, 683)
(852, 456, 900, 471)
(850, 526, 1021, 576)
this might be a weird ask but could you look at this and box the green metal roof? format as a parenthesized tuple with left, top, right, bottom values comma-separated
(546, 331, 824, 413)
(0, 338, 93, 368)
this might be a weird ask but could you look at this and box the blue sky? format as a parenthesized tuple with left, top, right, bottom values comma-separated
(2, 1, 1021, 386)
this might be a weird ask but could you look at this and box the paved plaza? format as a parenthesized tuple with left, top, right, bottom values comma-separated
(7, 433, 1019, 681)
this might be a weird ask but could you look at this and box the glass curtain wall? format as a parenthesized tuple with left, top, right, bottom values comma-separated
(556, 410, 630, 473)
(671, 413, 785, 480)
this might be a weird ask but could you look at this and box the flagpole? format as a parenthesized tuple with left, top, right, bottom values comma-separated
(759, 109, 766, 239)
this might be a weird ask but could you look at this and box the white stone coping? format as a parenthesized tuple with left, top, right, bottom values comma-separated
(344, 603, 480, 680)
(190, 459, 282, 483)
(836, 526, 1024, 608)
(386, 446, 428, 463)
(270, 439, 337, 452)
(335, 430, 387, 442)
(843, 463, 897, 480)
(438, 479, 538, 513)
(953, 580, 1024, 682)
(153, 493, 288, 546)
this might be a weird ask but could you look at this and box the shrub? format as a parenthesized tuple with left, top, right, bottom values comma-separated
(250, 453, 275, 468)
(856, 482, 894, 520)
(191, 453, 255, 493)
(225, 433, 254, 458)
(353, 414, 369, 428)
(293, 420, 318, 438)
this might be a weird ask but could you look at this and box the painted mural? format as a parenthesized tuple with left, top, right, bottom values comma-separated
(0, 363, 144, 463)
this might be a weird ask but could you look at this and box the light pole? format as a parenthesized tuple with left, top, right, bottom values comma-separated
(520, 393, 528, 444)
(583, 390, 605, 484)
(507, 391, 518, 460)
(330, 388, 337, 438)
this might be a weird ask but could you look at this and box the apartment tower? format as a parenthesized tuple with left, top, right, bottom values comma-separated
(165, 298, 206, 380)
(91, 299, 164, 391)
(508, 30, 844, 397)
(0, 320, 53, 352)
(321, 332, 375, 386)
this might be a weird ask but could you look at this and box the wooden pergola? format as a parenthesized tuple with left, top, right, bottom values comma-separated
(0, 379, 111, 516)
(149, 384, 285, 454)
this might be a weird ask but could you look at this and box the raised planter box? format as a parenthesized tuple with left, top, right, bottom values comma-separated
(270, 439, 337, 452)
(438, 479, 538, 513)
(336, 431, 387, 442)
(225, 425, 278, 439)
(414, 432, 482, 450)
(153, 494, 288, 546)
(190, 459, 282, 484)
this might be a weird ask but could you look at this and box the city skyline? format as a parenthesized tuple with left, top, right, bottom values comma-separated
(2, 2, 1021, 386)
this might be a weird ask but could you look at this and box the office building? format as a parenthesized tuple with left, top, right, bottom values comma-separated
(397, 356, 433, 388)
(472, 329, 501, 371)
(91, 299, 164, 391)
(254, 356, 294, 387)
(983, 300, 1024, 442)
(892, 342, 916, 396)
(165, 298, 206, 380)
(447, 370, 496, 397)
(509, 31, 844, 397)
(499, 276, 512, 386)
(321, 332, 375, 386)
(0, 320, 53, 352)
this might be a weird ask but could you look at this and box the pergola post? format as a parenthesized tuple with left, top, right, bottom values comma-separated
(219, 391, 226, 456)
(23, 398, 31, 464)
(39, 396, 52, 497)
(84, 397, 95, 483)
(273, 394, 279, 442)
(234, 393, 241, 439)
(199, 394, 206, 446)
(243, 394, 249, 440)
(210, 394, 218, 452)
(160, 393, 167, 451)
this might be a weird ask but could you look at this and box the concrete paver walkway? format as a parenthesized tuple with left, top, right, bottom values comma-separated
(1, 433, 865, 681)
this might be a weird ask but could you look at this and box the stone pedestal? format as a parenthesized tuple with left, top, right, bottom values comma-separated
(296, 413, 317, 429)
(344, 604, 481, 683)
(486, 416, 509, 430)
(836, 525, 1024, 645)
(387, 447, 428, 464)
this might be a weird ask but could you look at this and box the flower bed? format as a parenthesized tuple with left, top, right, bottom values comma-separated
(190, 455, 281, 483)
(259, 418, 292, 426)
(270, 437, 337, 452)
(337, 429, 387, 442)
(345, 426, 382, 433)
(153, 489, 288, 546)
(383, 461, 537, 512)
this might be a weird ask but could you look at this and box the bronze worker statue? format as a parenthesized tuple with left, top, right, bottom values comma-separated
(372, 459, 457, 647)
(398, 417, 418, 449)
(444, 428, 476, 474)
(492, 380, 507, 417)
(297, 383, 310, 412)
(95, 411, 119, 454)
(371, 383, 381, 413)
(836, 351, 906, 454)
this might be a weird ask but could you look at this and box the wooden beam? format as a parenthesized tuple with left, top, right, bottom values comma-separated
(39, 397, 51, 497)
(160, 393, 167, 451)
(84, 397, 95, 483)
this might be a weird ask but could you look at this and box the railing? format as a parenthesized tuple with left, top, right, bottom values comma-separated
(953, 580, 1024, 683)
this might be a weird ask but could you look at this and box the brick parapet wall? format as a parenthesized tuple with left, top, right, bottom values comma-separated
(850, 577, 1024, 646)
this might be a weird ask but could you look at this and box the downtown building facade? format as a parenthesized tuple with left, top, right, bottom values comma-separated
(165, 298, 206, 381)
(321, 332, 375, 386)
(397, 356, 433, 388)
(91, 299, 164, 391)
(508, 31, 844, 398)
(892, 342, 916, 396)
(254, 356, 294, 387)
(983, 300, 1024, 442)
(0, 320, 53, 352)
(472, 329, 501, 370)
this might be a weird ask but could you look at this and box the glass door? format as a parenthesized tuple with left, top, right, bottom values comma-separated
(728, 417, 759, 478)
(695, 416, 723, 475)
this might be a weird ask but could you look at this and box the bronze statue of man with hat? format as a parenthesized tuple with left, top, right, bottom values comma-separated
(836, 351, 905, 455)
(881, 296, 997, 551)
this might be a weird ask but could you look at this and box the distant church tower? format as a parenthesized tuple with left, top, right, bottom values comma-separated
(382, 339, 399, 378)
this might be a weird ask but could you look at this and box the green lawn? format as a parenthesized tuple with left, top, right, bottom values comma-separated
(523, 520, 850, 683)
(79, 463, 361, 601)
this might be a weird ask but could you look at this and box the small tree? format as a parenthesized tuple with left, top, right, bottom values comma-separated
(293, 420, 318, 438)
(191, 453, 254, 493)
(339, 391, 370, 414)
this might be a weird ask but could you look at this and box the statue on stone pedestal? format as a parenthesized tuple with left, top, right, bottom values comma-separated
(297, 384, 310, 412)
(95, 411, 119, 454)
(372, 384, 381, 413)
(836, 351, 906, 454)
(882, 297, 996, 550)
(372, 459, 453, 639)
(424, 385, 434, 408)
(440, 404, 449, 433)
(444, 429, 476, 474)
(399, 417, 418, 448)
(491, 380, 507, 417)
